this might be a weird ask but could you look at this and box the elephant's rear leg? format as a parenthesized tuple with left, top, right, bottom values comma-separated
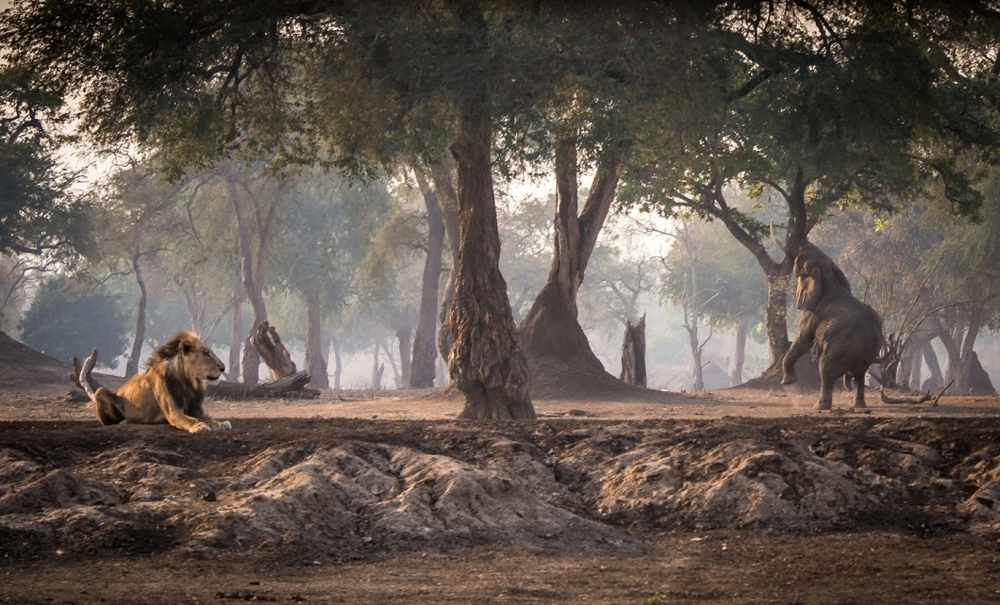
(850, 369, 867, 409)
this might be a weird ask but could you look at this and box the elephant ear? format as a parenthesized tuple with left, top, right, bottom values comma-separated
(796, 266, 823, 311)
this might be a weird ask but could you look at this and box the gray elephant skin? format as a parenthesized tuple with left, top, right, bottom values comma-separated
(778, 239, 885, 410)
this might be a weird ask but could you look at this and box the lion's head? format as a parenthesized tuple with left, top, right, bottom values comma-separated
(148, 331, 225, 386)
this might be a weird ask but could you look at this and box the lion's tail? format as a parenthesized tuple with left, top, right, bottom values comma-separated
(71, 348, 102, 399)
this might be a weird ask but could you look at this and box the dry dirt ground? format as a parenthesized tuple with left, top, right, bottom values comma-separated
(3, 334, 1000, 604)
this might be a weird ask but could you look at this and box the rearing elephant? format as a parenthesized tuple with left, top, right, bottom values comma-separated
(774, 232, 885, 410)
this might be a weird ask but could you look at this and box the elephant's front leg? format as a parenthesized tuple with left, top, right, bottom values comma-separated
(781, 336, 814, 385)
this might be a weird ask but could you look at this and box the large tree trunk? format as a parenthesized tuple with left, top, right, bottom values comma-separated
(446, 8, 533, 419)
(518, 140, 619, 371)
(371, 338, 384, 390)
(410, 168, 446, 387)
(304, 291, 329, 389)
(125, 252, 147, 378)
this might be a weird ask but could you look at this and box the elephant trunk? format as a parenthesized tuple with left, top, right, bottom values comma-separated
(770, 222, 806, 259)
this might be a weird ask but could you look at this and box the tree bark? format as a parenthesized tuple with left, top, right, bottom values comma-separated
(518, 139, 620, 371)
(125, 252, 147, 378)
(396, 327, 412, 388)
(410, 168, 446, 387)
(304, 290, 329, 389)
(431, 156, 461, 366)
(620, 314, 646, 387)
(446, 4, 533, 419)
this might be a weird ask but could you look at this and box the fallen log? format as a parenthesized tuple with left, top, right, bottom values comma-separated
(878, 380, 952, 406)
(207, 370, 321, 399)
(250, 320, 297, 380)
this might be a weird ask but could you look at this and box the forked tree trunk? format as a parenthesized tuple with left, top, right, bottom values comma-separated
(518, 140, 620, 371)
(620, 315, 646, 387)
(125, 252, 147, 378)
(304, 291, 329, 389)
(411, 168, 446, 387)
(447, 13, 533, 418)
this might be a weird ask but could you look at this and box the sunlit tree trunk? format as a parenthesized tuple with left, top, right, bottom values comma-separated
(410, 168, 446, 387)
(446, 3, 533, 419)
(371, 338, 383, 390)
(125, 251, 147, 378)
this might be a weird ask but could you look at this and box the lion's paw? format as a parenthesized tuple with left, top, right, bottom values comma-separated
(218, 421, 232, 431)
(190, 422, 212, 434)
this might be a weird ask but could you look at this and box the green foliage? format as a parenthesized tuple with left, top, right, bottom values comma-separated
(18, 275, 130, 366)
(0, 65, 92, 257)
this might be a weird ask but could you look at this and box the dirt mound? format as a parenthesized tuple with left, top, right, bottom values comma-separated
(0, 330, 73, 391)
(528, 354, 679, 402)
(3, 416, 1000, 564)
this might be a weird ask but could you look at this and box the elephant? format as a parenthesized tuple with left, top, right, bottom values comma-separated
(774, 232, 885, 410)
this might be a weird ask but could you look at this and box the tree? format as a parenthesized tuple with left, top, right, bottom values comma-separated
(1, 0, 540, 417)
(278, 170, 393, 388)
(91, 162, 190, 376)
(620, 1, 1000, 372)
(19, 275, 130, 366)
(0, 65, 91, 257)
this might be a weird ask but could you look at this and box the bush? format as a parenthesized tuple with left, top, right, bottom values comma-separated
(18, 275, 130, 366)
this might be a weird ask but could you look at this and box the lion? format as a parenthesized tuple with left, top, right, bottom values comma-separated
(75, 331, 231, 434)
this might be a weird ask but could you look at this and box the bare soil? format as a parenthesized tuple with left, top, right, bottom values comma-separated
(3, 335, 1000, 603)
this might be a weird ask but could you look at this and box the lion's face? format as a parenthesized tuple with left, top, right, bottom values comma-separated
(186, 340, 225, 382)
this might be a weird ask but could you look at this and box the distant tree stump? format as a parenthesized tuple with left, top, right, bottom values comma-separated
(620, 314, 647, 388)
(250, 321, 296, 380)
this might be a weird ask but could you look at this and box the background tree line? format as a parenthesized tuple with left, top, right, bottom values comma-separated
(3, 1, 1000, 413)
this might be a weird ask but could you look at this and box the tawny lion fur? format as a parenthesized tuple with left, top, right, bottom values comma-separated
(82, 331, 231, 434)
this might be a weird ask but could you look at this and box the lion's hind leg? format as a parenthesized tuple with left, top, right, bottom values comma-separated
(93, 387, 126, 425)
